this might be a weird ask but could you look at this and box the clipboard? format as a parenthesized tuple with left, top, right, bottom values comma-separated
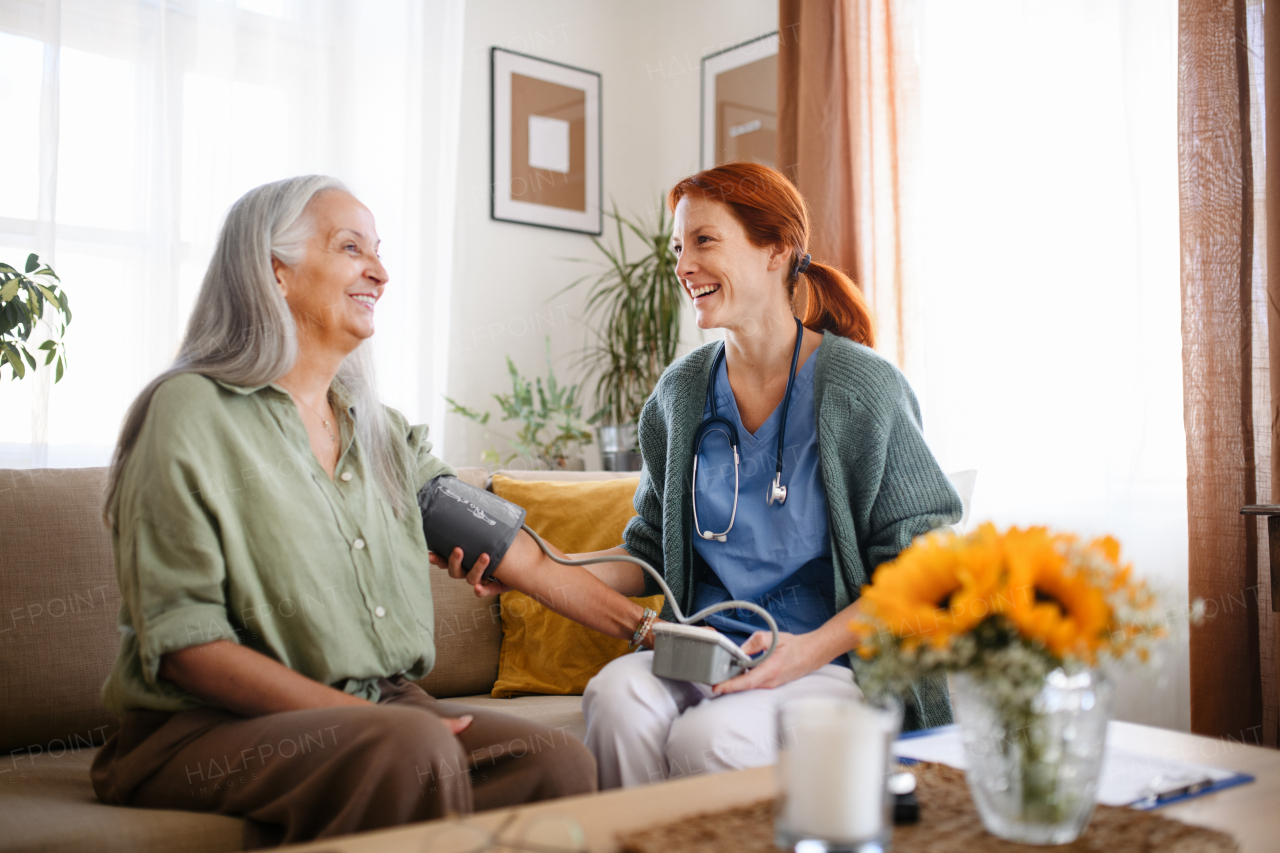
(893, 724, 1256, 809)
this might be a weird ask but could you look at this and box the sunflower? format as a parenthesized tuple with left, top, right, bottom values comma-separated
(855, 524, 1006, 651)
(1002, 527, 1112, 661)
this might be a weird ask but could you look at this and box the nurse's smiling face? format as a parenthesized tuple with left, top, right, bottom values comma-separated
(672, 195, 791, 333)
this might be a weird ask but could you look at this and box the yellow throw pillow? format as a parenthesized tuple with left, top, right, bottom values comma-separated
(489, 474, 663, 698)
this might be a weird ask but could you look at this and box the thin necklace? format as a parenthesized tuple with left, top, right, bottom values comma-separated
(284, 386, 337, 446)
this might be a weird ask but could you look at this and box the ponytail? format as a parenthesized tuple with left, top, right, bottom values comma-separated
(669, 162, 876, 349)
(797, 260, 875, 347)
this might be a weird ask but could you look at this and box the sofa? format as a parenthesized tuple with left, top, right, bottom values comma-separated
(0, 465, 632, 853)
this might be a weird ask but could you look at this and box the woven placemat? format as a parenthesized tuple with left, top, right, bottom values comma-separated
(616, 763, 1239, 853)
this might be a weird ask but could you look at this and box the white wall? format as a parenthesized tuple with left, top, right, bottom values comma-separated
(440, 0, 776, 468)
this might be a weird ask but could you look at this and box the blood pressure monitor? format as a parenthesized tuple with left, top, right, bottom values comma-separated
(419, 476, 778, 685)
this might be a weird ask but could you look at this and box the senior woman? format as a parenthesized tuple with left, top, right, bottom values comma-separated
(442, 162, 961, 790)
(90, 176, 598, 846)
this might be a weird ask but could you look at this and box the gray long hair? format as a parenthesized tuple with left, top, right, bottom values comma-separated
(104, 176, 413, 522)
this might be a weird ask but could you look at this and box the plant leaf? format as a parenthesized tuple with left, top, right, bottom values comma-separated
(24, 253, 38, 273)
(35, 283, 59, 307)
(3, 344, 26, 378)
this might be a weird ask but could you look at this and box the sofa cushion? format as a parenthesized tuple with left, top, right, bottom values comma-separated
(414, 466, 505, 699)
(0, 747, 244, 853)
(0, 468, 122, 754)
(490, 469, 640, 483)
(487, 475, 661, 699)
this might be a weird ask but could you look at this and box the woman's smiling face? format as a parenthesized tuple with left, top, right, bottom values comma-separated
(274, 190, 387, 354)
(672, 195, 788, 332)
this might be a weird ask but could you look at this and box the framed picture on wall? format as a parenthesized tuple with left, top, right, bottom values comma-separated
(491, 47, 602, 235)
(701, 33, 779, 170)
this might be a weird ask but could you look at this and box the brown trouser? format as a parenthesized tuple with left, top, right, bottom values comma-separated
(91, 677, 596, 848)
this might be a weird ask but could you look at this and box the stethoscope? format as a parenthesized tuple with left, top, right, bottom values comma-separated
(692, 316, 804, 542)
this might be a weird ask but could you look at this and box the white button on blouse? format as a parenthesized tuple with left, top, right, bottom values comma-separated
(353, 538, 366, 550)
(374, 606, 386, 618)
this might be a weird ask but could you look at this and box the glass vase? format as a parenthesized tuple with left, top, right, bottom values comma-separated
(951, 668, 1112, 845)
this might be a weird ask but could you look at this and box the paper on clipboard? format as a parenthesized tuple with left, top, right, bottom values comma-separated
(892, 724, 1251, 808)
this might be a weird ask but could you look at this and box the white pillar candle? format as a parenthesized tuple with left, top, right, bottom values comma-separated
(780, 697, 892, 842)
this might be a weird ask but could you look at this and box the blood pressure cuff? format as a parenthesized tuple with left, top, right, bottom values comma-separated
(418, 475, 526, 582)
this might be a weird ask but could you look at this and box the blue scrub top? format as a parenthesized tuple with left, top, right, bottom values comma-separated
(691, 340, 848, 667)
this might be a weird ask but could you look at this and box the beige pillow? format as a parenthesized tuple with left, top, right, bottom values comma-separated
(489, 474, 662, 697)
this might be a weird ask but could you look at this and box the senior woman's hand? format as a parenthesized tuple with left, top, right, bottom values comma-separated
(429, 546, 508, 597)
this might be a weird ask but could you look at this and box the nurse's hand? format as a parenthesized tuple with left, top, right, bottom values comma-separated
(711, 630, 826, 696)
(429, 547, 509, 597)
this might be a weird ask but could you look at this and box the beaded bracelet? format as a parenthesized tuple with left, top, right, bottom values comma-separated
(629, 607, 658, 651)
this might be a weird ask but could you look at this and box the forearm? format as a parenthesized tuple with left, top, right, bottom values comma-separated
(809, 600, 864, 662)
(159, 640, 367, 717)
(493, 533, 648, 640)
(567, 545, 649, 597)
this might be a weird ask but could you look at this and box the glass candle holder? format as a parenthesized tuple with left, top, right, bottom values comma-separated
(775, 695, 903, 853)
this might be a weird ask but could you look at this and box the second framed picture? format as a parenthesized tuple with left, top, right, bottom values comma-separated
(491, 47, 602, 235)
(701, 33, 778, 170)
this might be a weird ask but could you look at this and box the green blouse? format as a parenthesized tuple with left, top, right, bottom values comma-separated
(101, 373, 453, 715)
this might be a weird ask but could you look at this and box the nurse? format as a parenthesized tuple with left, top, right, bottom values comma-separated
(444, 162, 961, 789)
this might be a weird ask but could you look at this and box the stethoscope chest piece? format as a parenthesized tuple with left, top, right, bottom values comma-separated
(768, 474, 788, 506)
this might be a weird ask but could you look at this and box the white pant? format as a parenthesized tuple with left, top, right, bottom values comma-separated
(582, 651, 862, 789)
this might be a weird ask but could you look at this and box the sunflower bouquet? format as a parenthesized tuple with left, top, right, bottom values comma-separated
(850, 523, 1172, 719)
(852, 524, 1184, 841)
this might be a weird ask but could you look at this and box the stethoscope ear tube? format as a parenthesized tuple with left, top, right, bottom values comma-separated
(520, 524, 779, 670)
(692, 428, 739, 542)
(692, 317, 805, 534)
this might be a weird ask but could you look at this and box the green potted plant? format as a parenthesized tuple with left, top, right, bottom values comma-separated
(561, 202, 684, 470)
(446, 336, 594, 470)
(1, 254, 71, 382)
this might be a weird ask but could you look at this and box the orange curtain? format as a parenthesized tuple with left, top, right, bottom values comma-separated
(1180, 0, 1267, 742)
(1266, 0, 1280, 752)
(777, 0, 916, 368)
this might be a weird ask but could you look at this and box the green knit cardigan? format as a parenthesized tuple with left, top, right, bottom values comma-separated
(622, 331, 962, 731)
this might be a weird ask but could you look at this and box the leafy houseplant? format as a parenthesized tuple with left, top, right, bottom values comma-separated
(445, 337, 593, 470)
(561, 202, 684, 470)
(1, 254, 71, 382)
(851, 525, 1182, 844)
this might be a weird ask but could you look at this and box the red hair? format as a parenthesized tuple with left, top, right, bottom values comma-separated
(667, 162, 874, 347)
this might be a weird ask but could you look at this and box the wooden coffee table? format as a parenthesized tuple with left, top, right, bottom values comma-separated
(278, 721, 1280, 853)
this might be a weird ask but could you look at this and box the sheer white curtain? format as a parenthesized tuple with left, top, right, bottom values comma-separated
(908, 0, 1186, 729)
(0, 0, 464, 468)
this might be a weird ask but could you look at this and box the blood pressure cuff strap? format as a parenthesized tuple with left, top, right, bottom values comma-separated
(418, 475, 527, 582)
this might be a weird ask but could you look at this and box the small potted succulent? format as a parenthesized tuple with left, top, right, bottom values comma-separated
(446, 336, 593, 471)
